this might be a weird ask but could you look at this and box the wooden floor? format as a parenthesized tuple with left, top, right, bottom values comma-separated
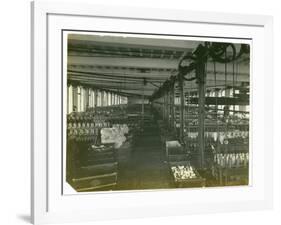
(116, 117, 171, 191)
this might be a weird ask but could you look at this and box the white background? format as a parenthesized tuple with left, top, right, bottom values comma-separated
(0, 0, 280, 224)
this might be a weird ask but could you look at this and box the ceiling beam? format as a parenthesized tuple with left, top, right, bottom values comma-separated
(68, 65, 173, 78)
(68, 56, 249, 77)
(74, 80, 156, 91)
(68, 69, 249, 83)
(68, 78, 142, 88)
(68, 56, 179, 70)
(68, 34, 200, 52)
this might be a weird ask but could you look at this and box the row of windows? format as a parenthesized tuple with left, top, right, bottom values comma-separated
(67, 85, 128, 114)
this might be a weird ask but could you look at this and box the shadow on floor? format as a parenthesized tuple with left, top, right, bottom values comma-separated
(17, 214, 30, 224)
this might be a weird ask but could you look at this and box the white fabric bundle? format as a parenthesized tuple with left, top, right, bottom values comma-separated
(101, 124, 129, 148)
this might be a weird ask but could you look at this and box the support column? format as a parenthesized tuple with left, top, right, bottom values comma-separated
(72, 86, 77, 112)
(67, 84, 73, 114)
(167, 90, 170, 126)
(196, 60, 206, 169)
(84, 87, 89, 110)
(104, 91, 108, 106)
(165, 91, 168, 122)
(108, 92, 111, 106)
(101, 91, 104, 107)
(91, 89, 94, 107)
(77, 86, 81, 112)
(170, 84, 175, 130)
(80, 86, 85, 112)
(163, 92, 166, 122)
(88, 89, 92, 108)
(142, 90, 144, 117)
(179, 74, 185, 142)
(94, 89, 98, 107)
(162, 95, 165, 120)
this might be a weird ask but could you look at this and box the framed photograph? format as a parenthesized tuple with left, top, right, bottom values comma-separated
(31, 1, 273, 224)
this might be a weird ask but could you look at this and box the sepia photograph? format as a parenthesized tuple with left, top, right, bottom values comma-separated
(65, 32, 250, 193)
(30, 2, 274, 223)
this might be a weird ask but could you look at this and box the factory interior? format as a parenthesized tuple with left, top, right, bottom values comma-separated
(66, 33, 250, 192)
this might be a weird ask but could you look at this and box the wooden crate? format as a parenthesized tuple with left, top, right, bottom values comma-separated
(174, 177, 206, 188)
(72, 172, 118, 192)
(169, 161, 206, 188)
(71, 162, 119, 192)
